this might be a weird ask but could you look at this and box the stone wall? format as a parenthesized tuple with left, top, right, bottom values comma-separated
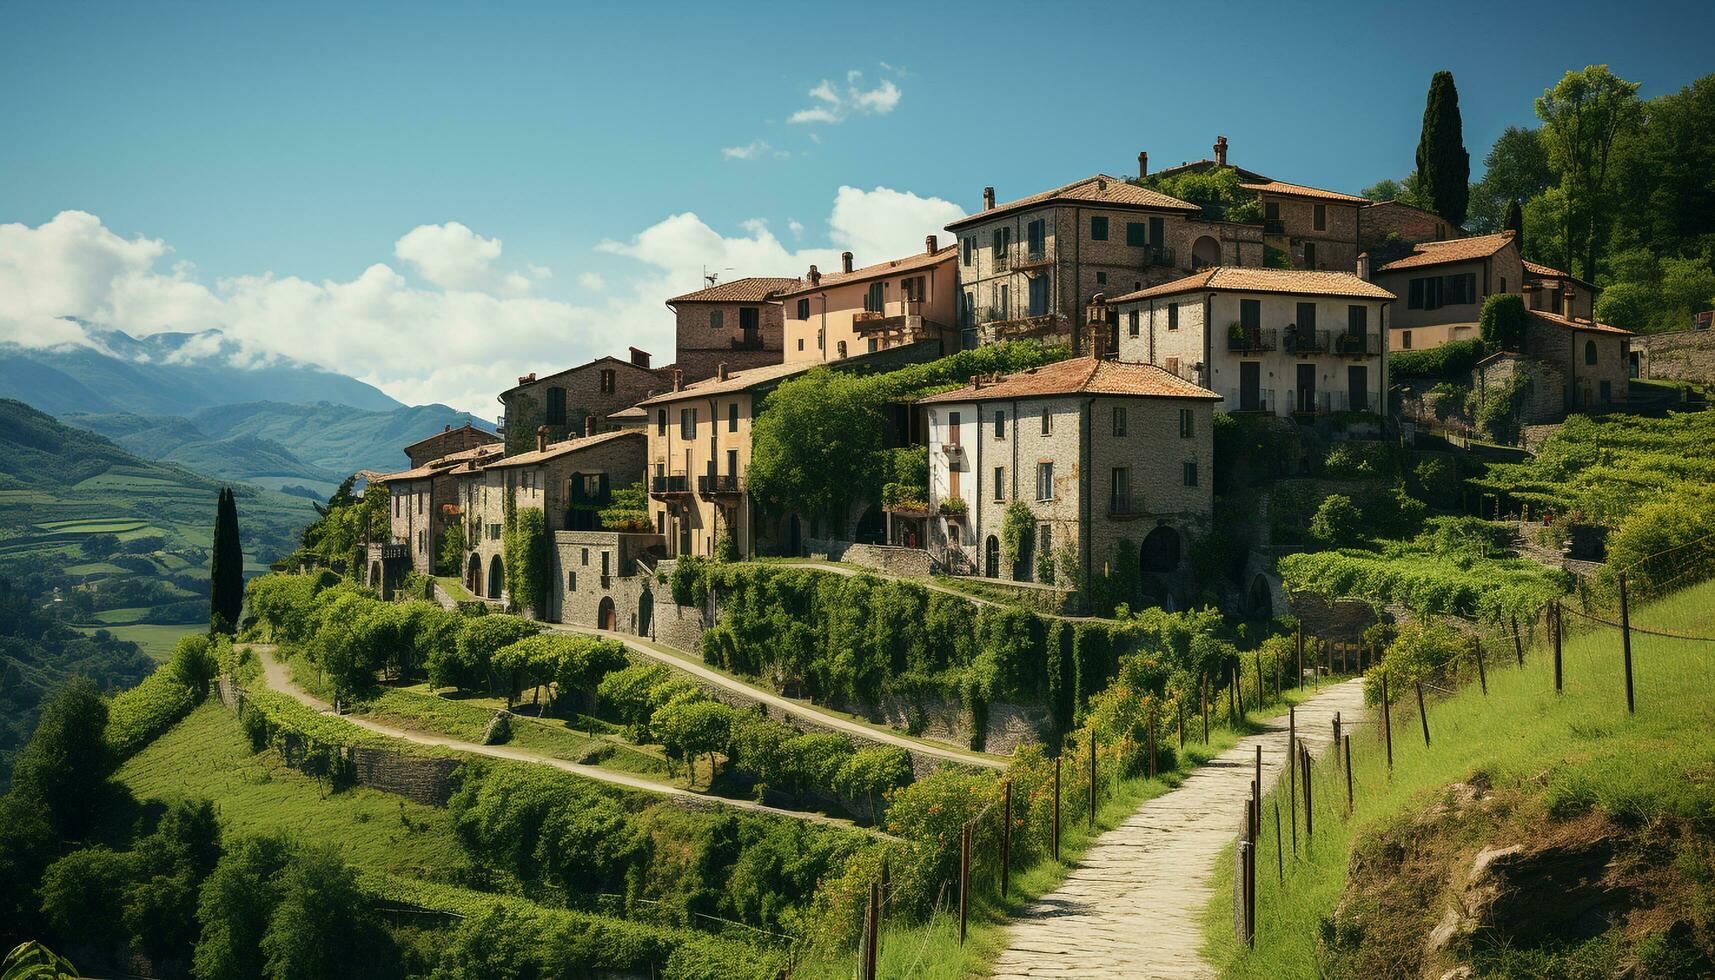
(1286, 590, 1381, 644)
(1475, 353, 1569, 427)
(803, 538, 936, 579)
(1358, 200, 1457, 251)
(1633, 328, 1715, 388)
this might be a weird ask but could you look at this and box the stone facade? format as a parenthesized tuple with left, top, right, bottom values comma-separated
(802, 538, 937, 579)
(403, 423, 499, 468)
(1521, 313, 1630, 411)
(1633, 327, 1715, 387)
(1357, 200, 1459, 252)
(550, 530, 665, 630)
(666, 277, 802, 383)
(498, 352, 669, 455)
(1254, 189, 1361, 273)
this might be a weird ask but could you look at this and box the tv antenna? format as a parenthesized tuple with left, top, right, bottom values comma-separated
(702, 265, 734, 288)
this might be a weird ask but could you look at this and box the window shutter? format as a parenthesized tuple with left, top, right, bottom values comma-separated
(598, 472, 610, 503)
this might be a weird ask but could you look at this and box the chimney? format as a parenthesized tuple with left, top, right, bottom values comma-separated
(1563, 286, 1578, 320)
(925, 234, 938, 254)
(808, 264, 820, 286)
(1356, 253, 1372, 281)
(584, 415, 596, 438)
(518, 372, 536, 386)
(1214, 136, 1228, 167)
(983, 186, 996, 210)
(629, 346, 651, 368)
(841, 251, 854, 274)
(535, 425, 548, 453)
(672, 368, 684, 391)
(717, 362, 729, 381)
(1138, 151, 1148, 179)
(443, 423, 451, 432)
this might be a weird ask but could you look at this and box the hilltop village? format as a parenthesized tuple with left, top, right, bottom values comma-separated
(364, 136, 1638, 635)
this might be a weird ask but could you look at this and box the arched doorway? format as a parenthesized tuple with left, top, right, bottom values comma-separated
(598, 596, 616, 631)
(1192, 236, 1221, 270)
(466, 552, 482, 596)
(368, 561, 382, 590)
(854, 506, 885, 545)
(1248, 574, 1273, 618)
(488, 554, 505, 601)
(637, 590, 653, 637)
(985, 535, 1000, 578)
(1014, 538, 1033, 582)
(1140, 526, 1182, 573)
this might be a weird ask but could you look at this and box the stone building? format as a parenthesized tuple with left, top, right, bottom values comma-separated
(458, 427, 647, 608)
(1241, 180, 1367, 273)
(1523, 260, 1599, 322)
(1358, 200, 1461, 252)
(943, 171, 1264, 354)
(1632, 325, 1715, 387)
(665, 276, 801, 383)
(551, 529, 665, 631)
(781, 239, 960, 363)
(1367, 231, 1523, 351)
(1473, 307, 1632, 424)
(375, 443, 504, 578)
(915, 356, 1219, 607)
(1108, 267, 1393, 418)
(402, 422, 500, 469)
(497, 349, 668, 455)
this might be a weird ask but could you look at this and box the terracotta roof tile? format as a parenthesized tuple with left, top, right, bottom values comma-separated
(916, 356, 1220, 405)
(945, 175, 1199, 230)
(484, 429, 644, 469)
(1375, 232, 1516, 272)
(666, 277, 802, 305)
(1522, 259, 1597, 288)
(1528, 308, 1632, 337)
(400, 422, 500, 454)
(1240, 180, 1368, 204)
(637, 359, 816, 406)
(1108, 267, 1395, 303)
(778, 246, 956, 297)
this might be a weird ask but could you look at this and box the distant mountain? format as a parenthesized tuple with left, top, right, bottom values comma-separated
(0, 324, 403, 415)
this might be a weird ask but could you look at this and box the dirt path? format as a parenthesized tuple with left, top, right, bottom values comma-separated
(550, 622, 1007, 771)
(990, 678, 1369, 979)
(253, 648, 865, 829)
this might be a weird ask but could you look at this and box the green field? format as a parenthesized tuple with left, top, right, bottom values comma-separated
(1203, 579, 1715, 978)
(33, 517, 152, 533)
(81, 622, 200, 661)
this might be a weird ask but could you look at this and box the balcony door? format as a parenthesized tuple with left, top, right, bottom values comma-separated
(1297, 364, 1317, 413)
(1348, 365, 1368, 413)
(1240, 362, 1261, 412)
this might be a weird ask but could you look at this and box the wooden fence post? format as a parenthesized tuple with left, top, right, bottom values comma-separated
(879, 858, 889, 935)
(1274, 801, 1284, 882)
(864, 880, 879, 980)
(958, 823, 969, 945)
(1343, 734, 1354, 815)
(1246, 783, 1257, 948)
(1089, 736, 1097, 828)
(1301, 743, 1313, 840)
(1381, 671, 1394, 772)
(1512, 613, 1525, 667)
(1619, 571, 1636, 714)
(1474, 637, 1487, 695)
(1273, 653, 1281, 698)
(1415, 680, 1431, 748)
(1001, 780, 1012, 899)
(1296, 623, 1304, 688)
(1052, 754, 1061, 861)
(1332, 711, 1342, 770)
(1288, 706, 1297, 844)
(1230, 668, 1240, 722)
(1553, 600, 1563, 694)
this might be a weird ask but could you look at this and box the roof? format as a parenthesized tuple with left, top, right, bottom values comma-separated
(778, 246, 956, 298)
(637, 359, 816, 406)
(1108, 267, 1396, 303)
(372, 443, 503, 484)
(1240, 180, 1368, 204)
(1523, 259, 1597, 288)
(400, 422, 500, 454)
(1528, 308, 1632, 337)
(1375, 232, 1516, 272)
(606, 405, 647, 420)
(483, 429, 645, 470)
(666, 277, 803, 305)
(945, 175, 1199, 230)
(915, 356, 1221, 405)
(501, 355, 667, 396)
(1149, 159, 1271, 183)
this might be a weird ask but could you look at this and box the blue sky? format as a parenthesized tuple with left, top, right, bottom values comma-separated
(2, 0, 1710, 413)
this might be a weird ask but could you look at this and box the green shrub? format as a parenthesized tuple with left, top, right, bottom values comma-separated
(1363, 619, 1467, 704)
(105, 669, 199, 758)
(1598, 483, 1715, 602)
(1389, 338, 1485, 381)
(1310, 494, 1363, 544)
(1479, 293, 1529, 352)
(1000, 500, 1034, 570)
(503, 507, 551, 614)
(431, 614, 542, 692)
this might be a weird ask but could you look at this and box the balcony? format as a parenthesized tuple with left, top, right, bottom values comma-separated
(1108, 492, 1149, 517)
(697, 474, 743, 496)
(1284, 390, 1378, 415)
(1224, 387, 1276, 413)
(649, 473, 690, 497)
(1227, 326, 1277, 352)
(1263, 218, 1287, 235)
(1140, 244, 1176, 268)
(1282, 327, 1329, 354)
(1332, 332, 1380, 356)
(993, 250, 1012, 272)
(377, 543, 409, 560)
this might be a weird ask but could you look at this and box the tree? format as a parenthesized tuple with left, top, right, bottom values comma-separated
(1536, 65, 1642, 280)
(650, 697, 734, 784)
(38, 846, 137, 948)
(10, 677, 113, 842)
(1416, 71, 1470, 225)
(79, 533, 121, 559)
(1504, 198, 1525, 248)
(1479, 294, 1530, 352)
(1000, 501, 1034, 574)
(1360, 178, 1405, 202)
(260, 846, 394, 980)
(193, 835, 291, 980)
(211, 488, 244, 635)
(1467, 126, 1554, 235)
(436, 521, 465, 576)
(1309, 495, 1362, 545)
(502, 507, 549, 615)
(834, 747, 913, 824)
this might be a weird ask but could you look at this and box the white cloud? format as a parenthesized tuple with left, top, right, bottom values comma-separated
(788, 68, 904, 125)
(0, 190, 965, 415)
(721, 139, 787, 161)
(787, 220, 805, 239)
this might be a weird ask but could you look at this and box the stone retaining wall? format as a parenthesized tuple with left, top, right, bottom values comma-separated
(803, 538, 937, 579)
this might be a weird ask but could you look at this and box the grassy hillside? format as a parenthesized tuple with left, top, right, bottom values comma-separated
(1204, 579, 1715, 978)
(185, 400, 495, 476)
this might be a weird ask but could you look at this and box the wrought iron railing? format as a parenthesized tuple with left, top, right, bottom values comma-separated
(1227, 327, 1277, 352)
(697, 474, 743, 494)
(649, 473, 689, 494)
(1225, 388, 1275, 413)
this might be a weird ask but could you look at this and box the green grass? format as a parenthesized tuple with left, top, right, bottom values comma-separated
(80, 622, 199, 661)
(33, 517, 151, 533)
(117, 701, 468, 878)
(1202, 579, 1715, 978)
(89, 606, 153, 624)
(434, 575, 475, 602)
(63, 561, 127, 576)
(793, 684, 1332, 979)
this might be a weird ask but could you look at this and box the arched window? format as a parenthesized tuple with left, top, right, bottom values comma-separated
(984, 536, 1000, 579)
(1585, 340, 1598, 365)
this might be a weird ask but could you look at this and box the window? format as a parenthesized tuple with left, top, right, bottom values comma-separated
(993, 409, 1006, 438)
(656, 409, 667, 437)
(1585, 340, 1598, 365)
(568, 571, 576, 590)
(1111, 467, 1130, 510)
(796, 298, 810, 320)
(726, 448, 738, 476)
(1303, 241, 1317, 268)
(1126, 221, 1146, 246)
(961, 291, 975, 327)
(1296, 302, 1317, 331)
(1036, 462, 1054, 500)
(582, 474, 601, 498)
(393, 494, 399, 517)
(418, 492, 424, 513)
(867, 339, 878, 353)
(962, 236, 974, 265)
(1313, 203, 1327, 231)
(1499, 277, 1507, 294)
(1240, 298, 1261, 329)
(991, 227, 1010, 260)
(948, 412, 961, 442)
(546, 386, 567, 425)
(1128, 310, 1140, 337)
(998, 284, 1010, 318)
(679, 407, 696, 440)
(865, 281, 884, 313)
(1183, 461, 1199, 487)
(1027, 276, 1049, 317)
(1096, 271, 1107, 285)
(1265, 201, 1280, 220)
(739, 307, 760, 332)
(837, 340, 847, 358)
(1112, 405, 1127, 436)
(1179, 408, 1194, 438)
(581, 548, 590, 565)
(1348, 305, 1367, 334)
(948, 524, 961, 547)
(1038, 524, 1052, 564)
(1168, 304, 1179, 330)
(710, 310, 724, 330)
(902, 276, 925, 302)
(1090, 216, 1108, 241)
(797, 338, 804, 351)
(993, 466, 1005, 501)
(1402, 330, 1413, 350)
(1026, 219, 1045, 258)
(599, 370, 615, 394)
(1040, 408, 1051, 435)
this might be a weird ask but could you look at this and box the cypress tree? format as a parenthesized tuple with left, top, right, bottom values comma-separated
(211, 487, 244, 634)
(1504, 198, 1525, 251)
(1416, 71, 1470, 226)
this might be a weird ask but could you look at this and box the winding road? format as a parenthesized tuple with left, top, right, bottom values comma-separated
(990, 678, 1369, 979)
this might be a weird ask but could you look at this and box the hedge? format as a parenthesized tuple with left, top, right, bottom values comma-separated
(1389, 338, 1485, 381)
